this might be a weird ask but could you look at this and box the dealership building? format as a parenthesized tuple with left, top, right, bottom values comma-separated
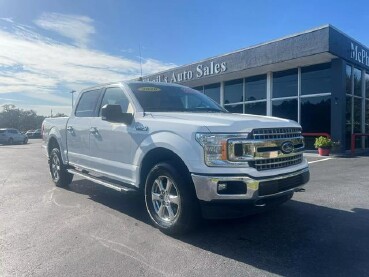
(142, 25, 369, 153)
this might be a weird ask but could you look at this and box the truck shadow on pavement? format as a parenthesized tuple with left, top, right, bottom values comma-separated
(67, 179, 150, 222)
(68, 179, 369, 277)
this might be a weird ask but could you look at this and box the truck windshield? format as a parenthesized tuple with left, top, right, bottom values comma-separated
(128, 83, 227, 113)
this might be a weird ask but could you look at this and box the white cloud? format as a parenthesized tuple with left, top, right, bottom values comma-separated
(0, 17, 176, 115)
(121, 48, 135, 54)
(34, 13, 95, 48)
(0, 18, 14, 23)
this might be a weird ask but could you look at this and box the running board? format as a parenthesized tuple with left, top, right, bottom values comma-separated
(67, 169, 137, 193)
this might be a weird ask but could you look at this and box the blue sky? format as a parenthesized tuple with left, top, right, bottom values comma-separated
(0, 0, 368, 115)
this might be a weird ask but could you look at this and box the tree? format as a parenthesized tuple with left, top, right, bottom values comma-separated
(0, 105, 46, 131)
(53, 113, 68, 117)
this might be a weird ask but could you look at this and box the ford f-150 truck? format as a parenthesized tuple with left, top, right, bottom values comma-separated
(42, 81, 309, 234)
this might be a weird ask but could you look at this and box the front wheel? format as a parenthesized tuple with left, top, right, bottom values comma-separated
(49, 148, 73, 187)
(8, 138, 13, 145)
(144, 162, 200, 235)
(23, 138, 28, 144)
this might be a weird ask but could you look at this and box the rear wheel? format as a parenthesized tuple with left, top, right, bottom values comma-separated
(8, 138, 13, 145)
(145, 162, 200, 235)
(49, 148, 73, 187)
(23, 138, 28, 144)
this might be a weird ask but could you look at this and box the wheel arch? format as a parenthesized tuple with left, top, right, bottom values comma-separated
(47, 134, 68, 165)
(48, 136, 59, 154)
(139, 147, 191, 189)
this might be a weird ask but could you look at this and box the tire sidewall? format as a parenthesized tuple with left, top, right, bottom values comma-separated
(144, 162, 198, 234)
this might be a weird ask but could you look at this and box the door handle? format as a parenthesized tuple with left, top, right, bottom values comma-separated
(89, 127, 99, 134)
(67, 126, 74, 132)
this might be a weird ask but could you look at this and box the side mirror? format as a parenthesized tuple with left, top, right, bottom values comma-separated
(101, 104, 133, 125)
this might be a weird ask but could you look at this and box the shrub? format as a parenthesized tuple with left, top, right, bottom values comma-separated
(314, 136, 333, 149)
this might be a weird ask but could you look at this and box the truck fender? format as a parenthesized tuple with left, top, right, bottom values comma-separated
(133, 131, 201, 185)
(47, 127, 68, 165)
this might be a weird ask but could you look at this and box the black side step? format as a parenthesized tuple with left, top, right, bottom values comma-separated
(67, 169, 137, 193)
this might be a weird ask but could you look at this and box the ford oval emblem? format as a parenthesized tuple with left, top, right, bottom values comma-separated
(281, 141, 294, 154)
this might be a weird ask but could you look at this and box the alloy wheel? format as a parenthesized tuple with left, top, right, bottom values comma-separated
(151, 176, 181, 224)
(51, 153, 61, 181)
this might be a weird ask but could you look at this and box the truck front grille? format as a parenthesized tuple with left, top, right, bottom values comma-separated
(249, 154, 303, 171)
(250, 128, 302, 140)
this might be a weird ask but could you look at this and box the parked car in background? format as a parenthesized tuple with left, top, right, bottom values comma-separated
(0, 128, 28, 144)
(25, 129, 42, 139)
(25, 130, 35, 138)
(32, 129, 42, 139)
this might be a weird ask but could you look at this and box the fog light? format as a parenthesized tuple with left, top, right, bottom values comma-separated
(217, 181, 247, 195)
(218, 183, 227, 191)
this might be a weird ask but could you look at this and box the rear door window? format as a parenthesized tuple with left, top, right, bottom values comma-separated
(75, 89, 101, 117)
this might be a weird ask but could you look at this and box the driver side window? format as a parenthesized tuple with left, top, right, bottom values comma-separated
(100, 87, 133, 115)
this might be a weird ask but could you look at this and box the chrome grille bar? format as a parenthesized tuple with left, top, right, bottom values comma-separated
(249, 154, 303, 171)
(250, 128, 302, 140)
(227, 127, 304, 171)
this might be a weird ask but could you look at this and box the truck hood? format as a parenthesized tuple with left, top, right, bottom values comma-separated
(150, 112, 300, 133)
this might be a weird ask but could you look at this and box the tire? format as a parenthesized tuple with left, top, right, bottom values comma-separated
(144, 162, 200, 235)
(8, 138, 13, 145)
(23, 138, 28, 144)
(49, 148, 73, 187)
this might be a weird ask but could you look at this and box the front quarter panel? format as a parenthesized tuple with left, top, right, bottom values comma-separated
(133, 130, 203, 185)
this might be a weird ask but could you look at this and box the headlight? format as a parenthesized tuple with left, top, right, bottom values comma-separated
(195, 133, 249, 167)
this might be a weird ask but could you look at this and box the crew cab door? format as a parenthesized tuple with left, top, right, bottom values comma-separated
(88, 86, 136, 184)
(67, 89, 102, 168)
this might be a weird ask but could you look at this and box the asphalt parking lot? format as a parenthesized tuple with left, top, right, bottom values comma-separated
(1, 141, 369, 277)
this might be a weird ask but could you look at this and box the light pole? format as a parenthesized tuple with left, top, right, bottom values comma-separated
(70, 90, 76, 107)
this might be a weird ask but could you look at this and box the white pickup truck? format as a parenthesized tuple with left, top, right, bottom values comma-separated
(42, 81, 309, 234)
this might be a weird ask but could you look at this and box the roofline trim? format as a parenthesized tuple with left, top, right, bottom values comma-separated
(143, 24, 332, 78)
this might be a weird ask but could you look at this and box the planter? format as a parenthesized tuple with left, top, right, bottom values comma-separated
(318, 147, 331, 156)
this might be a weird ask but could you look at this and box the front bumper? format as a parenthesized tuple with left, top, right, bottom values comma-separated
(191, 167, 309, 202)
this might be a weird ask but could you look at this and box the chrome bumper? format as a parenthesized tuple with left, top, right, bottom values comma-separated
(191, 167, 309, 202)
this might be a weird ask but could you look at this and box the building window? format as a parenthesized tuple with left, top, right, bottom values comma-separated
(300, 96, 331, 149)
(353, 67, 362, 96)
(366, 76, 369, 147)
(245, 101, 266, 116)
(345, 65, 364, 149)
(354, 97, 363, 148)
(225, 103, 243, 113)
(301, 63, 331, 95)
(273, 69, 298, 98)
(345, 65, 352, 95)
(193, 86, 204, 93)
(245, 75, 266, 101)
(272, 99, 298, 121)
(366, 100, 369, 148)
(345, 95, 352, 150)
(204, 83, 220, 104)
(301, 96, 331, 133)
(365, 72, 369, 99)
(224, 79, 243, 104)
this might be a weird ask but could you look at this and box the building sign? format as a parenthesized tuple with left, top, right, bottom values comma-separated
(143, 61, 227, 83)
(350, 42, 369, 67)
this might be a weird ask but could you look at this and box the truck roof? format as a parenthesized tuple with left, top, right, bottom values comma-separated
(78, 81, 185, 94)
